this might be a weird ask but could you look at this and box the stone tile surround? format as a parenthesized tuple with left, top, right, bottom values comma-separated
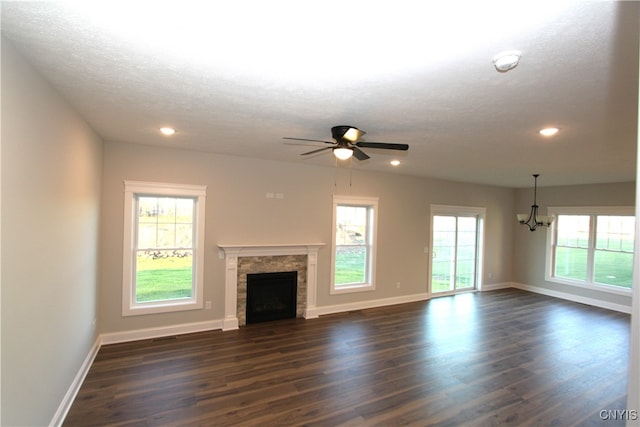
(237, 255, 307, 326)
(218, 244, 324, 331)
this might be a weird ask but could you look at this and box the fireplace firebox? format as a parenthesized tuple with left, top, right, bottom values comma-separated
(246, 271, 297, 324)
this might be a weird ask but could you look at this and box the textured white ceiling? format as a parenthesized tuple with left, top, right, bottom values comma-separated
(1, 1, 638, 188)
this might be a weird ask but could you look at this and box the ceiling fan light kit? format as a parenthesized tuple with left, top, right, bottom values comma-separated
(284, 125, 409, 162)
(517, 174, 554, 231)
(334, 126, 364, 143)
(333, 147, 354, 160)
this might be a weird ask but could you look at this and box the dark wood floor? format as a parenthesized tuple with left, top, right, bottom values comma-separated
(64, 289, 630, 426)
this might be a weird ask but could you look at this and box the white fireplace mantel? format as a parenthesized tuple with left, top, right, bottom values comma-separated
(218, 243, 324, 330)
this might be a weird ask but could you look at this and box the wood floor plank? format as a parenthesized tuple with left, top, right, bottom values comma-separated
(64, 289, 630, 426)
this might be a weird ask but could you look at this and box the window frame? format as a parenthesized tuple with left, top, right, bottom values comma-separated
(331, 195, 378, 294)
(429, 205, 486, 295)
(545, 206, 634, 296)
(122, 181, 207, 316)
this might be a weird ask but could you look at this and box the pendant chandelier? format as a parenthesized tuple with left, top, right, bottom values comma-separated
(517, 174, 554, 231)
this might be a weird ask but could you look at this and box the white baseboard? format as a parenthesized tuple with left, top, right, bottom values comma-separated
(49, 336, 101, 427)
(315, 292, 431, 317)
(221, 317, 239, 331)
(100, 319, 224, 345)
(53, 284, 630, 426)
(510, 282, 631, 314)
(53, 320, 224, 426)
(480, 282, 512, 291)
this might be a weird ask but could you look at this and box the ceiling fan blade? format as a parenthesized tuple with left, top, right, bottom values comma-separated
(356, 141, 409, 151)
(301, 146, 333, 156)
(283, 137, 334, 144)
(352, 146, 370, 161)
(284, 141, 335, 150)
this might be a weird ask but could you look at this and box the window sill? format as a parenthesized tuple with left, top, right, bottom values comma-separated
(546, 276, 632, 297)
(123, 299, 202, 316)
(330, 283, 375, 295)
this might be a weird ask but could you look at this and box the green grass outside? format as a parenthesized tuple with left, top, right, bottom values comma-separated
(136, 248, 370, 302)
(135, 244, 633, 303)
(431, 247, 633, 293)
(335, 246, 366, 284)
(555, 247, 632, 288)
(136, 254, 193, 302)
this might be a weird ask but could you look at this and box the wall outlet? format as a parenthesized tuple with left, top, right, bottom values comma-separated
(205, 301, 212, 310)
(396, 282, 400, 289)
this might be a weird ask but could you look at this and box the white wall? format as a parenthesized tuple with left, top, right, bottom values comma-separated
(1, 39, 103, 426)
(626, 39, 640, 424)
(99, 140, 515, 334)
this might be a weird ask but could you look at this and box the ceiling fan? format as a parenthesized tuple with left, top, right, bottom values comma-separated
(283, 125, 409, 161)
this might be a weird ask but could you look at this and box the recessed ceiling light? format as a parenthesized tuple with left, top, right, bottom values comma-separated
(539, 127, 559, 137)
(160, 127, 176, 136)
(390, 160, 401, 166)
(492, 50, 521, 72)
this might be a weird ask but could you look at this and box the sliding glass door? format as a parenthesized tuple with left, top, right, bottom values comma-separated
(430, 206, 484, 294)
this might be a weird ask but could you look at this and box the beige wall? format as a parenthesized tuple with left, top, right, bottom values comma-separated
(512, 181, 635, 307)
(1, 40, 103, 425)
(100, 140, 516, 333)
(2, 33, 636, 427)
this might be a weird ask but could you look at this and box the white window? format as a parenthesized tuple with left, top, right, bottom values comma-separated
(546, 206, 634, 294)
(123, 181, 206, 316)
(331, 196, 378, 294)
(430, 205, 485, 295)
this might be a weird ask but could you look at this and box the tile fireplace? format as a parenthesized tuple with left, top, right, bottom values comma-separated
(218, 244, 324, 330)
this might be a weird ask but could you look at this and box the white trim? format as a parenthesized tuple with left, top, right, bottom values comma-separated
(331, 195, 378, 294)
(218, 244, 324, 329)
(430, 204, 487, 216)
(49, 336, 101, 427)
(429, 204, 486, 294)
(53, 320, 223, 425)
(628, 82, 640, 419)
(122, 181, 207, 316)
(543, 275, 633, 296)
(217, 243, 325, 257)
(100, 320, 223, 345)
(123, 180, 207, 197)
(510, 282, 631, 314)
(545, 206, 635, 294)
(315, 292, 430, 316)
(480, 282, 512, 291)
(330, 283, 377, 295)
(53, 281, 632, 426)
